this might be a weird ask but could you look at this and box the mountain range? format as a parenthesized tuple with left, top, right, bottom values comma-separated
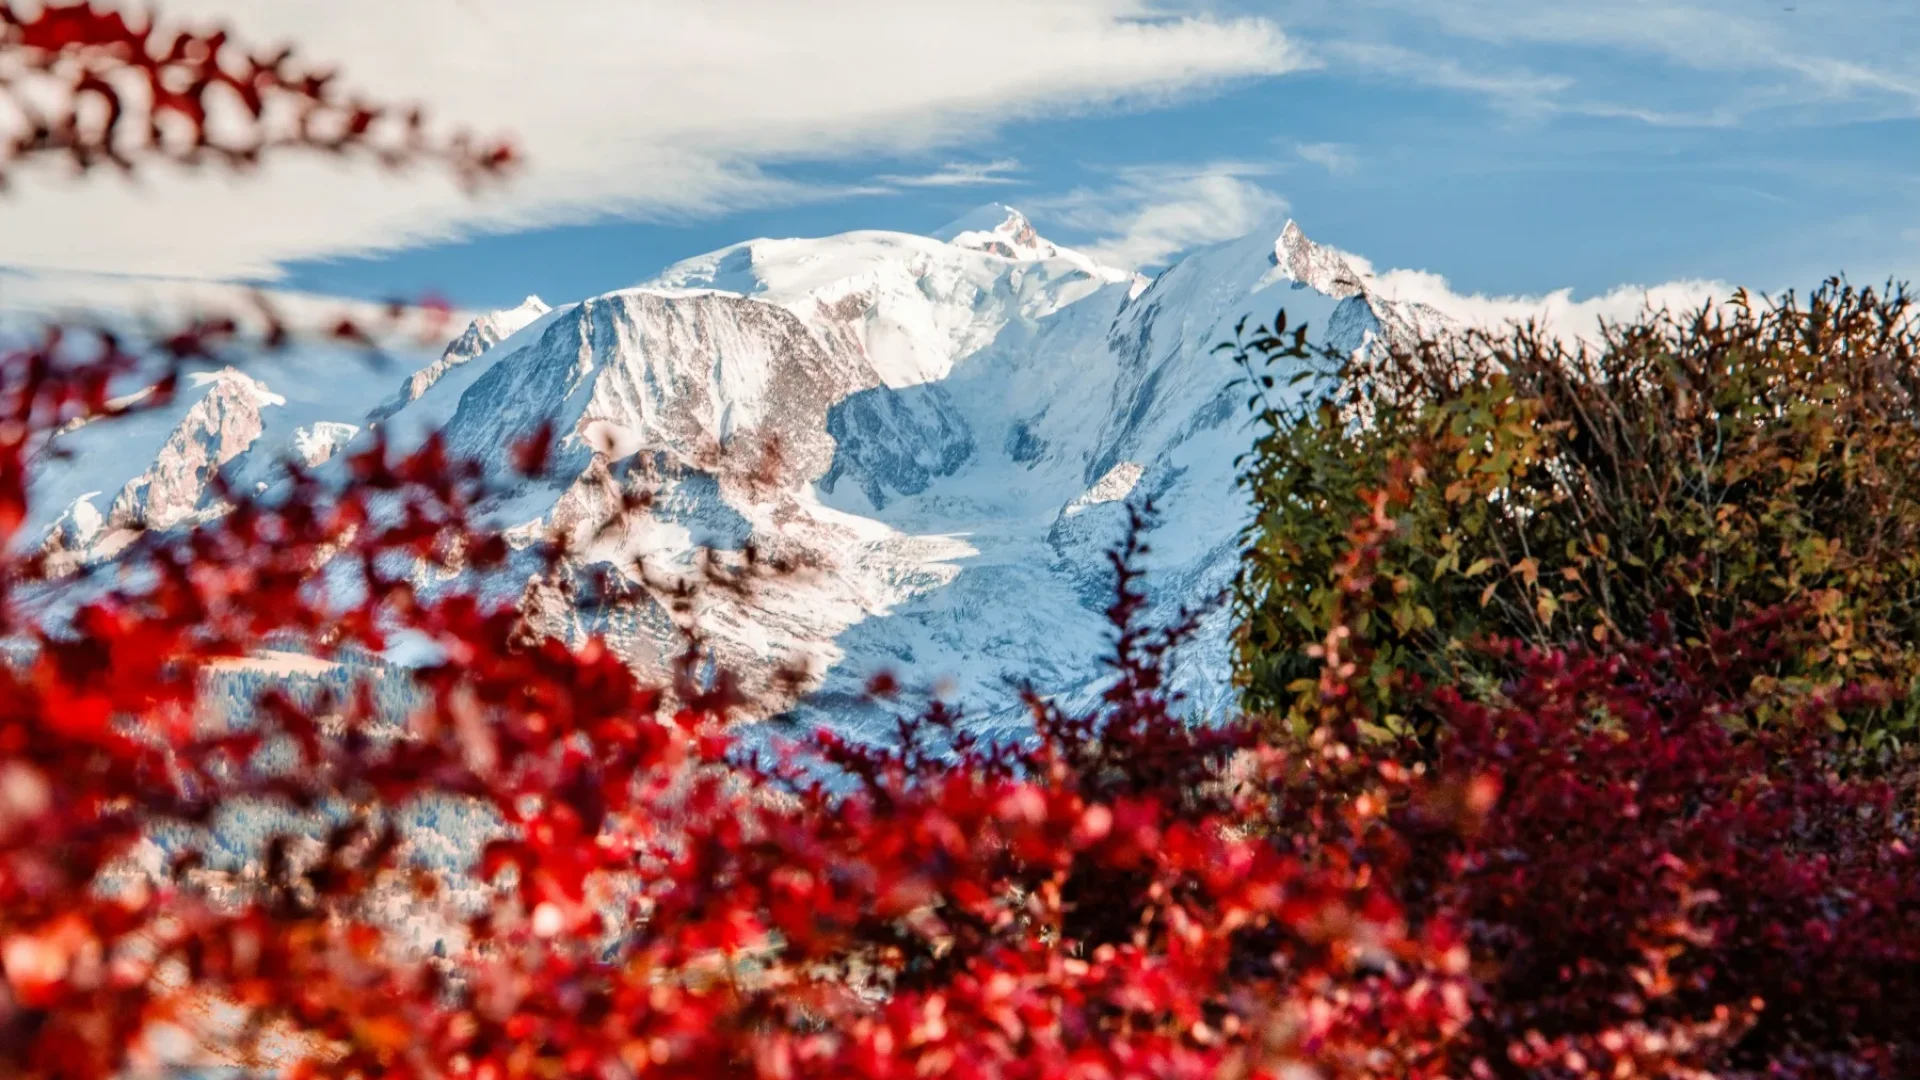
(23, 207, 1593, 740)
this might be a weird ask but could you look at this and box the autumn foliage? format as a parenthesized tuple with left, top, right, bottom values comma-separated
(1230, 283, 1920, 751)
(5, 5, 1920, 1080)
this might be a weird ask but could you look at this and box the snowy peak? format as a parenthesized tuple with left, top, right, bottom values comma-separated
(506, 294, 550, 318)
(374, 296, 554, 421)
(38, 492, 107, 574)
(932, 202, 1029, 240)
(936, 203, 1058, 260)
(1273, 219, 1366, 300)
(438, 288, 873, 491)
(937, 204, 1135, 294)
(1267, 221, 1470, 359)
(438, 295, 551, 369)
(109, 368, 280, 532)
(638, 224, 1129, 389)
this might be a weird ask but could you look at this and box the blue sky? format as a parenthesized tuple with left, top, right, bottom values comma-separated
(3, 1, 1915, 312)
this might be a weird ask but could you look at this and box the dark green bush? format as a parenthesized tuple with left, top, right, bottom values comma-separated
(1229, 280, 1920, 750)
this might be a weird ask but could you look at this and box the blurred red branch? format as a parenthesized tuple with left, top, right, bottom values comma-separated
(0, 1, 515, 188)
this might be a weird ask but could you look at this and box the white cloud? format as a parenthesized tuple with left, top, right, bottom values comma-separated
(0, 266, 472, 389)
(1418, 0, 1919, 102)
(1313, 39, 1571, 115)
(1293, 141, 1356, 176)
(1317, 243, 1732, 343)
(1276, 0, 1920, 124)
(0, 1, 1302, 280)
(876, 159, 1025, 188)
(1042, 162, 1288, 269)
(1364, 263, 1732, 343)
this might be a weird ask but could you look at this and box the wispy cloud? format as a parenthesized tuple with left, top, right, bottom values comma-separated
(1314, 39, 1571, 117)
(876, 159, 1024, 188)
(1293, 141, 1356, 176)
(0, 0, 1305, 280)
(1038, 161, 1287, 269)
(1561, 101, 1746, 128)
(1283, 0, 1920, 126)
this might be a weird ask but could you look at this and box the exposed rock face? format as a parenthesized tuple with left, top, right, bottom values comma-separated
(1272, 218, 1462, 359)
(1274, 218, 1367, 299)
(108, 369, 279, 531)
(371, 296, 551, 422)
(819, 385, 975, 509)
(942, 204, 1070, 264)
(22, 297, 553, 569)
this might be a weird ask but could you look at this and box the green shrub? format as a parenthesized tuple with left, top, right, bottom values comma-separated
(1229, 280, 1920, 750)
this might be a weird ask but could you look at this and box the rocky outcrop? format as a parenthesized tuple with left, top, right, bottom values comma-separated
(108, 369, 278, 531)
(369, 296, 550, 422)
(1273, 218, 1367, 299)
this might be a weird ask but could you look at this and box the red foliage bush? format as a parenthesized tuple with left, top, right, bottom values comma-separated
(0, 440, 1480, 1076)
(5, 383, 1918, 1077)
(1386, 617, 1920, 1079)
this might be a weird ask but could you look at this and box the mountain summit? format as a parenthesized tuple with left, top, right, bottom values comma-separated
(935, 203, 1135, 283)
(934, 203, 1052, 257)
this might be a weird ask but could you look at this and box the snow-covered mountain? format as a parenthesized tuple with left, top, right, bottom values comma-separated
(24, 206, 1455, 738)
